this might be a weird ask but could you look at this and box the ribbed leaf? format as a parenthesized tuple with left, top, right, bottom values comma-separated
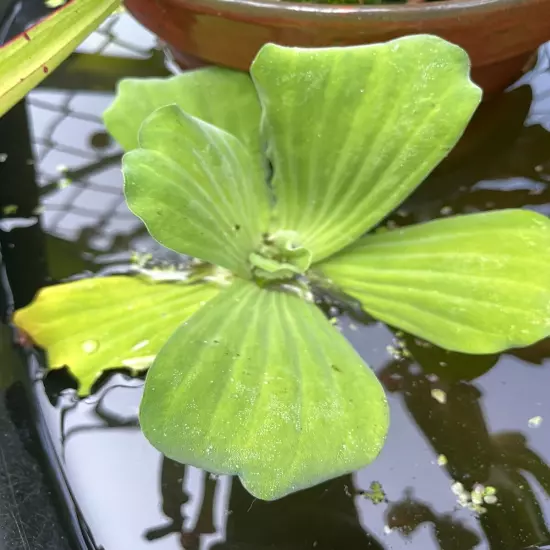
(123, 105, 271, 279)
(140, 279, 388, 500)
(250, 36, 482, 262)
(13, 275, 219, 395)
(103, 68, 263, 171)
(317, 210, 550, 353)
(0, 0, 119, 117)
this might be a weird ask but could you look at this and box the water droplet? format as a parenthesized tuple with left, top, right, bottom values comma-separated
(408, 364, 422, 376)
(131, 340, 149, 351)
(122, 355, 155, 369)
(451, 481, 464, 495)
(82, 340, 99, 354)
(528, 415, 543, 428)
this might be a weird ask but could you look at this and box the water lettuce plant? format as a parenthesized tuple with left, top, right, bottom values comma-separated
(15, 35, 550, 501)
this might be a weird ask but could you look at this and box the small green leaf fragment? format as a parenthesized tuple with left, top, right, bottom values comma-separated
(13, 275, 219, 395)
(318, 210, 550, 354)
(140, 278, 388, 500)
(451, 482, 494, 514)
(123, 105, 271, 278)
(264, 231, 312, 271)
(431, 389, 447, 404)
(437, 454, 448, 466)
(361, 481, 387, 504)
(2, 205, 18, 215)
(249, 230, 312, 281)
(248, 253, 301, 281)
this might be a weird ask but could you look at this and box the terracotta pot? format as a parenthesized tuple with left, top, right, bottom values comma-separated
(124, 0, 550, 96)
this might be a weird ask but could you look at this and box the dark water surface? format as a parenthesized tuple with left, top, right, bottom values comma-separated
(2, 14, 550, 550)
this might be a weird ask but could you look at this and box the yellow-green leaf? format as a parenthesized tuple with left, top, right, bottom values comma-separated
(13, 275, 219, 395)
(0, 0, 120, 117)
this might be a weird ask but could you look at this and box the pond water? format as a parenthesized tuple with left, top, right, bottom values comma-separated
(1, 12, 550, 550)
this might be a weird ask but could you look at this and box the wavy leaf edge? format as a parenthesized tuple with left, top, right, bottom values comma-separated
(139, 278, 389, 500)
(316, 209, 550, 354)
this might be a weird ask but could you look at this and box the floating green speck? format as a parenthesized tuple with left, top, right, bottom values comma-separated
(431, 388, 447, 404)
(2, 205, 18, 215)
(57, 177, 72, 189)
(361, 481, 386, 504)
(528, 415, 543, 428)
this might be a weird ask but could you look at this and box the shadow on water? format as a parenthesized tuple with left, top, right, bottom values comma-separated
(1, 10, 550, 549)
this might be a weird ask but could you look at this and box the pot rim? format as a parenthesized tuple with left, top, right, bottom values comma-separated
(168, 0, 542, 23)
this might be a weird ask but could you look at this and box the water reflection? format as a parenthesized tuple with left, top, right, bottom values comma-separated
(398, 82, 550, 223)
(379, 334, 550, 549)
(210, 476, 383, 550)
(53, 377, 384, 549)
(386, 488, 481, 549)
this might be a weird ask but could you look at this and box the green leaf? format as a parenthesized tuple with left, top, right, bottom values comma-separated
(13, 275, 219, 395)
(140, 278, 388, 500)
(0, 0, 120, 117)
(123, 105, 271, 279)
(317, 209, 550, 354)
(249, 230, 313, 281)
(103, 68, 263, 170)
(250, 35, 482, 262)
